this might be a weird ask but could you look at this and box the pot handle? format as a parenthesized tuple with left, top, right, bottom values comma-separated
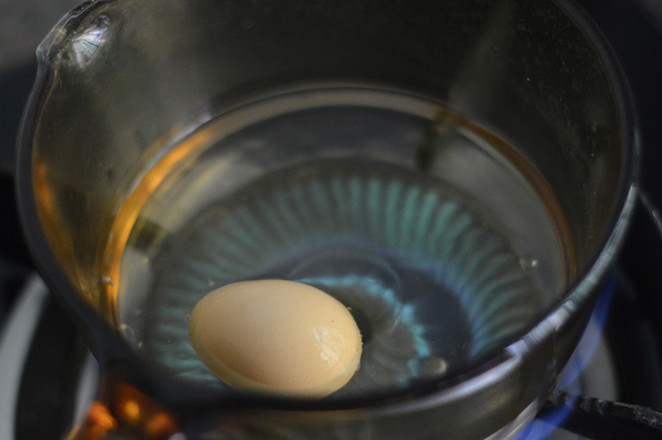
(540, 391, 662, 439)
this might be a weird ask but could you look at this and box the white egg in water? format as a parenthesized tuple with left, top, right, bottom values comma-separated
(188, 279, 362, 397)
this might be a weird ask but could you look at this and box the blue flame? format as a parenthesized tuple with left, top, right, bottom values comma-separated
(515, 270, 617, 439)
(557, 270, 617, 389)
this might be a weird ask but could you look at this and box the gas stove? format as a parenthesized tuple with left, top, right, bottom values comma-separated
(0, 1, 661, 439)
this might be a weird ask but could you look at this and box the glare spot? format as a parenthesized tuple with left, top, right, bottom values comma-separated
(68, 15, 111, 67)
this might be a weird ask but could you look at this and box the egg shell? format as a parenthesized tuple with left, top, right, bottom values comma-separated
(188, 279, 362, 397)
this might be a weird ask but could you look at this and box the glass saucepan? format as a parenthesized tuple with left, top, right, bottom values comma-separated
(16, 0, 638, 438)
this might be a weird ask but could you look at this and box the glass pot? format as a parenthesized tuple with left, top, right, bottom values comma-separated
(16, 0, 638, 438)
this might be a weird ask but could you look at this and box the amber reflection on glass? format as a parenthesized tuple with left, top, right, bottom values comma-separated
(33, 159, 85, 297)
(69, 375, 180, 440)
(100, 128, 214, 325)
(67, 401, 116, 440)
(118, 398, 141, 424)
(428, 108, 577, 284)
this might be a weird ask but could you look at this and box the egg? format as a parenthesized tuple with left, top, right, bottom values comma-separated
(188, 279, 362, 397)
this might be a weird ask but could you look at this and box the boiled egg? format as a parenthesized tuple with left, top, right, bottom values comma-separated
(188, 279, 362, 397)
